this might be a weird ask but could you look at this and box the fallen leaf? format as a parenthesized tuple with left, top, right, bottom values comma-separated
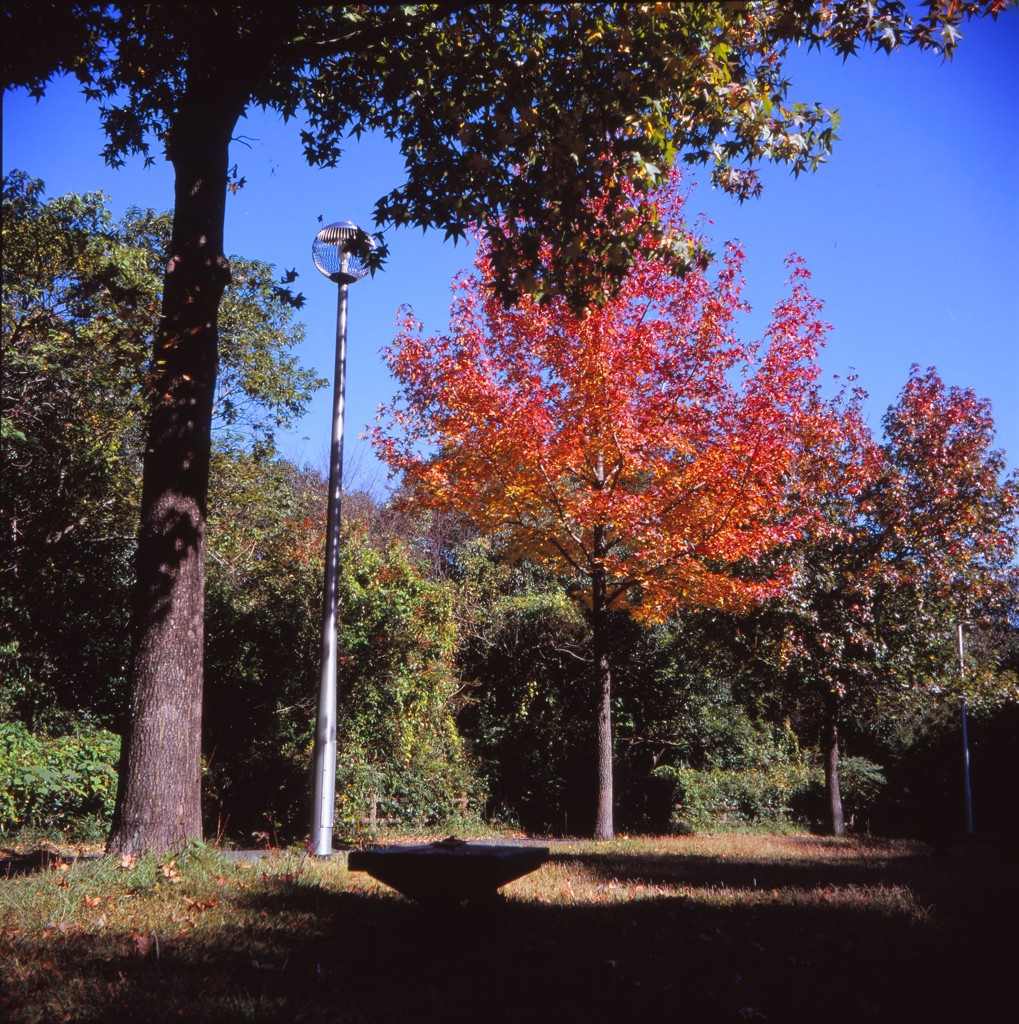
(159, 861, 183, 884)
(182, 896, 219, 912)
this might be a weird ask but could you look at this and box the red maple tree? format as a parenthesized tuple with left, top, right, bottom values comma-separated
(869, 365, 1019, 609)
(738, 364, 1017, 835)
(374, 174, 862, 839)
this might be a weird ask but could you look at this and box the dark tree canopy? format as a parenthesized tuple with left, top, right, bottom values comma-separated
(5, 2, 1011, 306)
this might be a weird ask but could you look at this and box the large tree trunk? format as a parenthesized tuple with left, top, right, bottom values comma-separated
(107, 88, 243, 856)
(822, 688, 846, 836)
(592, 559, 614, 841)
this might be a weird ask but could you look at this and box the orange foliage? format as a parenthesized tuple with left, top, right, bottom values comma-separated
(374, 173, 863, 622)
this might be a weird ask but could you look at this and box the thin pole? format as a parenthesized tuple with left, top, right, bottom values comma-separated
(958, 622, 974, 836)
(311, 281, 349, 856)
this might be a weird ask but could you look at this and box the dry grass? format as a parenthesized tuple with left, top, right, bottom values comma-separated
(1, 833, 1013, 1022)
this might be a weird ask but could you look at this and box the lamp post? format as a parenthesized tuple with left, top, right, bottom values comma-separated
(310, 221, 376, 856)
(957, 621, 974, 836)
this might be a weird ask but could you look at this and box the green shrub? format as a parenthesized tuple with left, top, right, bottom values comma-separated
(0, 720, 120, 840)
(331, 539, 486, 838)
(204, 507, 487, 843)
(792, 755, 887, 830)
(334, 745, 485, 838)
(654, 762, 820, 834)
(836, 756, 887, 812)
(652, 721, 819, 833)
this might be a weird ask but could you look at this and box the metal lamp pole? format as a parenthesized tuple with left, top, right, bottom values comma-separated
(310, 221, 375, 856)
(957, 621, 974, 836)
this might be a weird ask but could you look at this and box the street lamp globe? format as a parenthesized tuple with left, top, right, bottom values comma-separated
(312, 221, 376, 283)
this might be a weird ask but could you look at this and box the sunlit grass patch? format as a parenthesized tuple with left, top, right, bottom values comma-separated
(498, 835, 934, 923)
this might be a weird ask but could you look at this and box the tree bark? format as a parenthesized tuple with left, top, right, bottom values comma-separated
(107, 86, 243, 855)
(822, 688, 846, 836)
(592, 553, 614, 841)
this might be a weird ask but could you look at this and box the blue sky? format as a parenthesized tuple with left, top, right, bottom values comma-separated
(4, 12, 1017, 489)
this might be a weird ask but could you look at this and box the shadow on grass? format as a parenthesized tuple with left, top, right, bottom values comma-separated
(547, 837, 1014, 915)
(1, 849, 108, 880)
(546, 841, 932, 891)
(3, 843, 1015, 1024)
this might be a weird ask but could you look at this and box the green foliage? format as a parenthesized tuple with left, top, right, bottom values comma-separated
(1, 171, 323, 730)
(653, 719, 819, 834)
(871, 692, 1019, 838)
(454, 549, 595, 834)
(2, 171, 481, 843)
(201, 452, 324, 842)
(790, 755, 887, 832)
(0, 720, 120, 839)
(333, 536, 484, 835)
(454, 553, 818, 836)
(2, 171, 157, 728)
(215, 263, 325, 452)
(835, 756, 887, 814)
(203, 455, 483, 842)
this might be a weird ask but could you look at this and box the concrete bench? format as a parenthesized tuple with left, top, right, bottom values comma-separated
(347, 837, 549, 904)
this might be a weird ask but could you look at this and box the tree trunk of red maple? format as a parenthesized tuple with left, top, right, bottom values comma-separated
(592, 555, 614, 841)
(107, 87, 243, 856)
(822, 688, 846, 837)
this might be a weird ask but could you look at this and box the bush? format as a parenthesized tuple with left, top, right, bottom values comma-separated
(653, 720, 819, 833)
(331, 537, 486, 838)
(792, 755, 887, 831)
(0, 720, 120, 840)
(203, 494, 487, 843)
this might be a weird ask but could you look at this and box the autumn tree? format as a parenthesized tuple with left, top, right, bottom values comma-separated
(730, 404, 884, 834)
(867, 368, 1019, 822)
(5, 1, 1008, 853)
(869, 366, 1018, 634)
(734, 366, 1017, 834)
(373, 175, 867, 838)
(842, 368, 1019, 833)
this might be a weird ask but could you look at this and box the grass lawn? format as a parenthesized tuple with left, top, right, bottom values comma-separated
(1, 832, 1013, 1022)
